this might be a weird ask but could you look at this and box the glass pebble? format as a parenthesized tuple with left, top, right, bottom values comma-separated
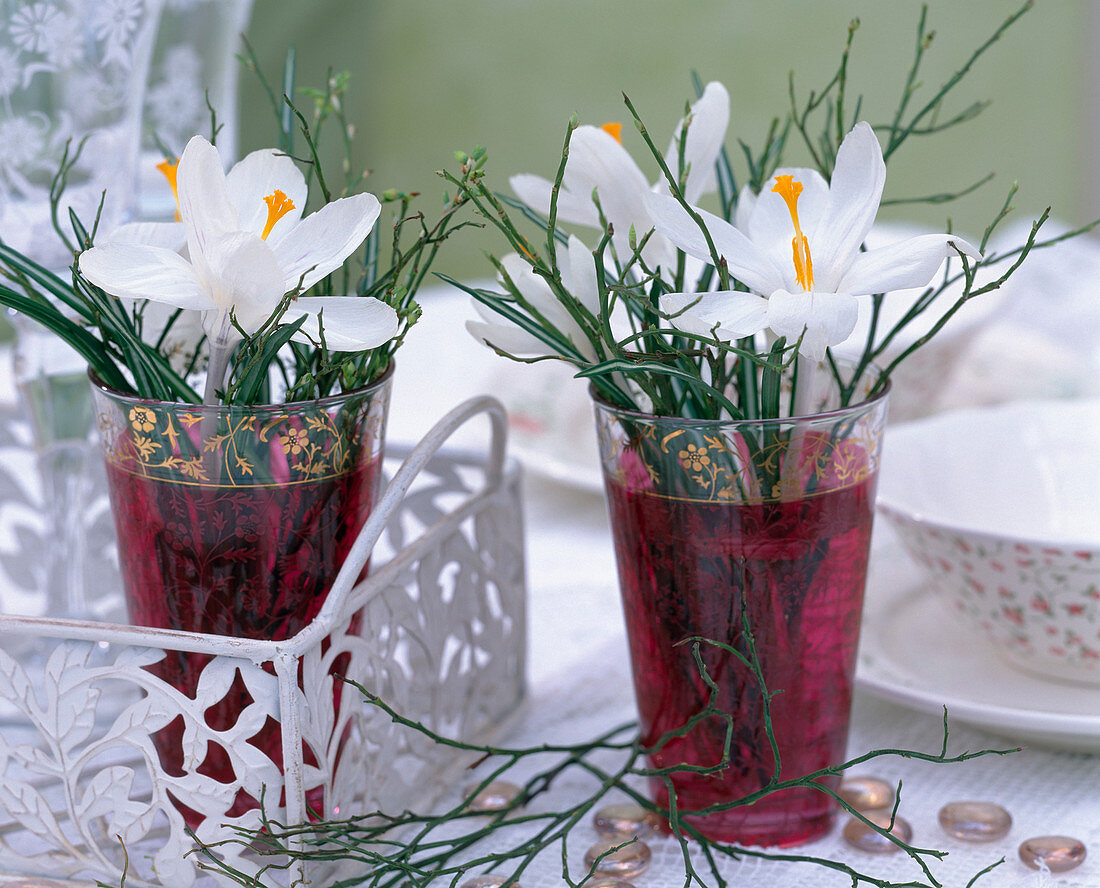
(1018, 835, 1087, 873)
(838, 776, 895, 811)
(938, 801, 1012, 842)
(581, 879, 636, 888)
(842, 809, 913, 853)
(593, 802, 664, 838)
(584, 839, 652, 878)
(464, 780, 522, 812)
(461, 877, 515, 888)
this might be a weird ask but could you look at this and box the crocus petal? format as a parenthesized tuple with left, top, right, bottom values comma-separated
(568, 126, 653, 241)
(562, 235, 600, 315)
(747, 167, 829, 280)
(105, 221, 187, 252)
(644, 192, 786, 295)
(201, 231, 285, 332)
(837, 233, 982, 295)
(569, 126, 652, 199)
(663, 81, 730, 204)
(79, 244, 211, 310)
(810, 122, 886, 288)
(467, 315, 556, 358)
(288, 295, 399, 351)
(226, 148, 308, 240)
(500, 252, 554, 304)
(509, 173, 601, 227)
(508, 173, 553, 217)
(501, 251, 590, 352)
(510, 83, 729, 242)
(734, 184, 756, 233)
(766, 289, 860, 362)
(267, 192, 381, 292)
(176, 135, 239, 276)
(660, 290, 769, 342)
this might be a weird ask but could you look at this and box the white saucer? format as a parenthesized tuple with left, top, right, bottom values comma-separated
(510, 436, 604, 493)
(857, 536, 1100, 753)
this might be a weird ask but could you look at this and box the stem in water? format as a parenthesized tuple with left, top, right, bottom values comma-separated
(792, 354, 821, 418)
(783, 353, 822, 493)
(203, 315, 235, 407)
(201, 313, 236, 478)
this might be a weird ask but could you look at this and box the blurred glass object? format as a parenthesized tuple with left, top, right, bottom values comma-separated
(0, 0, 161, 623)
(138, 0, 255, 219)
(0, 0, 164, 268)
(10, 314, 98, 621)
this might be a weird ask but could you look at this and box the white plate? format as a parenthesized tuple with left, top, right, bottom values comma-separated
(481, 355, 605, 494)
(391, 288, 607, 493)
(857, 535, 1100, 753)
(510, 437, 604, 493)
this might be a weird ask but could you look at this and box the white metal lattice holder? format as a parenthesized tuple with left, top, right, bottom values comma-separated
(0, 396, 527, 887)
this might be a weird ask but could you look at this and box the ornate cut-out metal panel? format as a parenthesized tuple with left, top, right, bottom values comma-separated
(0, 398, 526, 886)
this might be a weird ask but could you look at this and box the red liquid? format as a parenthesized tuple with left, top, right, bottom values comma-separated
(607, 473, 876, 847)
(105, 456, 380, 821)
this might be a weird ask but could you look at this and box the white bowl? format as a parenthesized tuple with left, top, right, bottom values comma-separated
(877, 399, 1100, 685)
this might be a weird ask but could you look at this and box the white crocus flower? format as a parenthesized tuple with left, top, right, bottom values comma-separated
(510, 82, 730, 273)
(468, 235, 600, 361)
(644, 121, 982, 363)
(80, 135, 397, 401)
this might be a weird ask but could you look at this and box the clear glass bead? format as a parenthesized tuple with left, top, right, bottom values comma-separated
(1018, 835, 1086, 873)
(842, 809, 913, 853)
(938, 801, 1011, 842)
(584, 839, 652, 878)
(461, 876, 514, 888)
(593, 803, 664, 838)
(838, 776, 895, 811)
(464, 780, 522, 812)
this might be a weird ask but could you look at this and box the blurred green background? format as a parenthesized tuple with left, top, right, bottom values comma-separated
(240, 0, 1090, 282)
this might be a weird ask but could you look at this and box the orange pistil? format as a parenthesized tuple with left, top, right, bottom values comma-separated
(157, 158, 181, 221)
(261, 189, 296, 240)
(771, 174, 814, 291)
(601, 122, 623, 144)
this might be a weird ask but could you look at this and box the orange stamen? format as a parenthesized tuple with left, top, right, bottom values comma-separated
(157, 158, 181, 221)
(601, 122, 623, 144)
(261, 189, 296, 240)
(771, 174, 814, 290)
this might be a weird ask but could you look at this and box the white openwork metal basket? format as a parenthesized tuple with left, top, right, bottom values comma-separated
(0, 396, 527, 887)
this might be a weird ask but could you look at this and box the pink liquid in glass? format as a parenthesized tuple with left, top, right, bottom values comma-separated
(606, 474, 876, 847)
(106, 457, 380, 821)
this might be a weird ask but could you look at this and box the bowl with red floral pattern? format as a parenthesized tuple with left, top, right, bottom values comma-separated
(877, 398, 1100, 686)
